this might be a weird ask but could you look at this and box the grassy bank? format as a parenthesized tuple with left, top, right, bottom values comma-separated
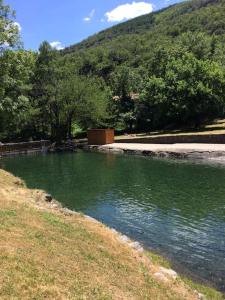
(0, 169, 223, 299)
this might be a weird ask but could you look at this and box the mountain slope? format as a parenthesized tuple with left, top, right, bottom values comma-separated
(63, 0, 225, 55)
(60, 0, 225, 132)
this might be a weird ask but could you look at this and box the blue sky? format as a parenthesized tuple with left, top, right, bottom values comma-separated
(6, 0, 182, 50)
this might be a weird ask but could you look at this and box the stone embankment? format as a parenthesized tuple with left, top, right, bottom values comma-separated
(84, 143, 225, 161)
(0, 140, 50, 156)
(0, 140, 78, 156)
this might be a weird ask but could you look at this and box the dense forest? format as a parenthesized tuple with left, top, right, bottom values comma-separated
(0, 0, 225, 142)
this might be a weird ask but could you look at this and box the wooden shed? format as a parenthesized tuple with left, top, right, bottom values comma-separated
(87, 129, 114, 145)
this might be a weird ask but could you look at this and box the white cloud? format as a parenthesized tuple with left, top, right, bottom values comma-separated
(50, 41, 65, 50)
(105, 2, 153, 22)
(14, 22, 22, 32)
(83, 9, 95, 22)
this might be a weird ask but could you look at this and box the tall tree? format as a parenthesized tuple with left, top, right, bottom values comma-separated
(0, 49, 35, 140)
(58, 75, 109, 139)
(140, 50, 225, 129)
(32, 41, 62, 140)
(110, 66, 142, 131)
(32, 42, 110, 141)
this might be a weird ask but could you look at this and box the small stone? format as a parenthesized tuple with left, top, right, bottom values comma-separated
(62, 208, 78, 216)
(45, 194, 53, 202)
(153, 272, 169, 282)
(159, 267, 178, 280)
(84, 215, 99, 223)
(197, 292, 207, 300)
(110, 228, 118, 234)
(108, 148, 124, 154)
(51, 203, 58, 209)
(118, 235, 130, 243)
(129, 241, 144, 253)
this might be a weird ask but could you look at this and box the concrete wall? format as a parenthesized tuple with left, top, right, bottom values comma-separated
(0, 140, 51, 156)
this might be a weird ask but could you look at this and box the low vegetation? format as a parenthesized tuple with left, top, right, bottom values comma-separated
(0, 169, 224, 299)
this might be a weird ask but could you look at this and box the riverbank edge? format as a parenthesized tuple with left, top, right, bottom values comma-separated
(0, 169, 223, 299)
(2, 140, 225, 162)
(81, 144, 225, 162)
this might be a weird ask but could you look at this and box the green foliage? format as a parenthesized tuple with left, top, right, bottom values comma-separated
(31, 41, 63, 140)
(59, 0, 225, 133)
(140, 50, 225, 128)
(0, 49, 35, 140)
(63, 0, 225, 54)
(57, 75, 110, 136)
(109, 66, 143, 131)
(30, 41, 110, 141)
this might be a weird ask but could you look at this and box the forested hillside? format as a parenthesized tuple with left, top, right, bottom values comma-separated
(0, 0, 225, 142)
(64, 0, 225, 53)
(61, 0, 225, 132)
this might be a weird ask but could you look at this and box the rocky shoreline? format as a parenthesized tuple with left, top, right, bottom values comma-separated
(2, 139, 225, 163)
(81, 143, 225, 162)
